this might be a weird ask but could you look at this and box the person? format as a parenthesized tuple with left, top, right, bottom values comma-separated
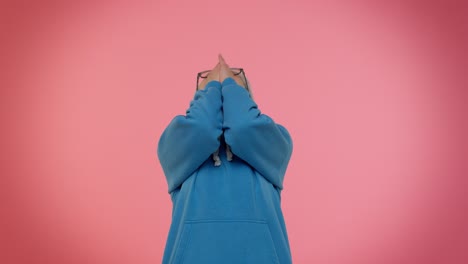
(157, 54, 293, 263)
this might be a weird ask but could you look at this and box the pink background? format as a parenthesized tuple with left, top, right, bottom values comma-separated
(1, 0, 467, 263)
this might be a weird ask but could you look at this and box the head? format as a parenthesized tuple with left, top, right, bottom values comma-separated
(196, 70, 255, 102)
(197, 54, 255, 102)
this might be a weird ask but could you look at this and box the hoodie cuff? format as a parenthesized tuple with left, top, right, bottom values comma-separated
(221, 77, 238, 87)
(195, 80, 222, 98)
(205, 80, 222, 90)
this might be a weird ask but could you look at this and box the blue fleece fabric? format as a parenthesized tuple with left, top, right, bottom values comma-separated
(157, 77, 293, 264)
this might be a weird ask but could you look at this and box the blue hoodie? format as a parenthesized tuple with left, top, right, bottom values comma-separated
(157, 77, 293, 264)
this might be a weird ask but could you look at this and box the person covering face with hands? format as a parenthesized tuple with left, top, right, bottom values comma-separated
(157, 54, 293, 264)
(198, 54, 252, 166)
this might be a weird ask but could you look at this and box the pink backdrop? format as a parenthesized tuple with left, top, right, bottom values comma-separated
(1, 1, 467, 263)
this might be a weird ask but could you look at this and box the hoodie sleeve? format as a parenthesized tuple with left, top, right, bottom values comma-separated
(221, 77, 293, 191)
(157, 81, 223, 194)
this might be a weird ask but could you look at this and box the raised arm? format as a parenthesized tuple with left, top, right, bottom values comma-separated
(157, 80, 223, 194)
(221, 77, 293, 191)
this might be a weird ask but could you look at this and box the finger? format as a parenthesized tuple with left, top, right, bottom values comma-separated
(219, 59, 231, 73)
(213, 62, 221, 72)
(219, 53, 227, 66)
(212, 62, 221, 76)
(211, 63, 221, 79)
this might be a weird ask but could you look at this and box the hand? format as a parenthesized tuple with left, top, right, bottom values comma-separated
(198, 62, 221, 91)
(218, 54, 246, 89)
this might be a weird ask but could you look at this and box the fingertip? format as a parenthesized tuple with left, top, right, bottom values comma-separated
(219, 54, 226, 64)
